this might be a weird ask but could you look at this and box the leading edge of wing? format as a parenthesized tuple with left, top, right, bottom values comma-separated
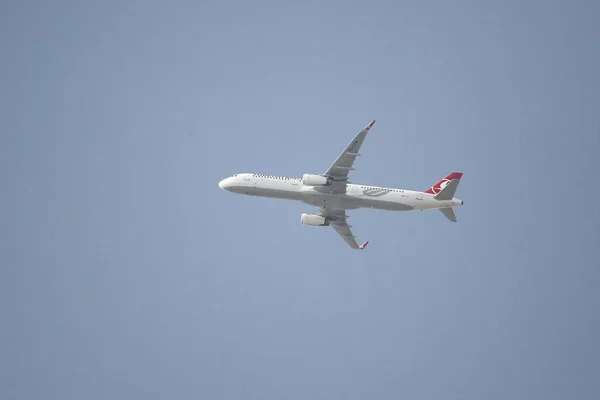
(323, 120, 376, 181)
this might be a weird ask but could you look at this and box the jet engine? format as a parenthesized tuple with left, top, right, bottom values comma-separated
(302, 174, 332, 186)
(300, 213, 330, 226)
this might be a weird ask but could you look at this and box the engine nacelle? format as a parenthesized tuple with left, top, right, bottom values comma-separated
(300, 213, 330, 226)
(302, 174, 332, 186)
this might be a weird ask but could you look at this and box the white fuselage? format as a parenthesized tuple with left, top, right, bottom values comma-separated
(219, 173, 463, 211)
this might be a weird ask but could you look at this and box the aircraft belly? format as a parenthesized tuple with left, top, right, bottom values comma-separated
(371, 200, 413, 211)
(299, 190, 356, 209)
(301, 194, 339, 207)
(355, 194, 414, 211)
(244, 186, 300, 200)
(264, 188, 302, 200)
(340, 196, 362, 209)
(298, 186, 414, 210)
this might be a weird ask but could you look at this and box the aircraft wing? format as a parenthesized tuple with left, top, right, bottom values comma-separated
(323, 120, 375, 194)
(318, 207, 369, 250)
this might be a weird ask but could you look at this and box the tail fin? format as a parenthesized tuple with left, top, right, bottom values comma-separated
(424, 172, 463, 196)
(434, 179, 460, 200)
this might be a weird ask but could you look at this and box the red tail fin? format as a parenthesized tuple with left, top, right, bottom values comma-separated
(424, 172, 463, 195)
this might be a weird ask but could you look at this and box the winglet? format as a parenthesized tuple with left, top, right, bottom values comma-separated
(365, 120, 376, 131)
(359, 241, 369, 250)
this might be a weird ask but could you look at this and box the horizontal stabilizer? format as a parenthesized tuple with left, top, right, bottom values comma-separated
(434, 179, 460, 201)
(439, 207, 457, 222)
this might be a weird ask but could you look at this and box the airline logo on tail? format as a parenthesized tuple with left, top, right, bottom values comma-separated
(425, 172, 463, 195)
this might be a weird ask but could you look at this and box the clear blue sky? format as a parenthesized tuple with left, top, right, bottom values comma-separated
(2, 1, 599, 399)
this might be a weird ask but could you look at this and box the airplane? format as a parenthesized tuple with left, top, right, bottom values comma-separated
(218, 120, 464, 250)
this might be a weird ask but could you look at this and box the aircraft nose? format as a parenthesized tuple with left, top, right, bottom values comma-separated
(218, 178, 228, 190)
(219, 177, 235, 191)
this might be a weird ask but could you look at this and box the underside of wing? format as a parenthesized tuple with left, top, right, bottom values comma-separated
(323, 120, 375, 194)
(319, 207, 369, 250)
(439, 207, 457, 222)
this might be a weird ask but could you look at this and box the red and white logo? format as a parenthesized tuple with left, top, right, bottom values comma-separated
(424, 172, 462, 195)
(431, 179, 451, 194)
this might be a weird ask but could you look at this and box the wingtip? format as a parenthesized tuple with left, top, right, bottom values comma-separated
(365, 120, 376, 130)
(359, 241, 369, 250)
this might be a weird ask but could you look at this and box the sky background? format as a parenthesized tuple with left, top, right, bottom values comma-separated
(2, 0, 600, 399)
